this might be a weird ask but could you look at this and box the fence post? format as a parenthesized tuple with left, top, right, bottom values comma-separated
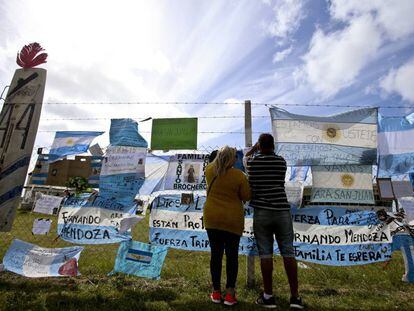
(245, 100, 255, 288)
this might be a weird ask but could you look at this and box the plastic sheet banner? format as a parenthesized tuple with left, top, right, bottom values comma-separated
(162, 154, 209, 191)
(151, 118, 197, 150)
(57, 194, 142, 244)
(270, 107, 377, 166)
(311, 165, 375, 204)
(150, 196, 392, 266)
(3, 239, 83, 278)
(110, 240, 168, 280)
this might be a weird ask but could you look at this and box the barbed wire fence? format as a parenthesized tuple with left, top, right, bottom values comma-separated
(0, 100, 410, 277)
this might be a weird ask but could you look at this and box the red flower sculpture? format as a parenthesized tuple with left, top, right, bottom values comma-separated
(16, 42, 48, 68)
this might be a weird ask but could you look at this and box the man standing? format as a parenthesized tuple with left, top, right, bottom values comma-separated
(245, 133, 304, 309)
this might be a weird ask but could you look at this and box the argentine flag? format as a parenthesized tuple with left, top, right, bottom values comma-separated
(270, 107, 378, 165)
(289, 166, 309, 182)
(49, 131, 104, 162)
(378, 113, 414, 176)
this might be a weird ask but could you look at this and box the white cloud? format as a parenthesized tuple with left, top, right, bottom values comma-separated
(330, 0, 414, 40)
(266, 0, 306, 42)
(272, 46, 292, 63)
(380, 58, 414, 102)
(302, 15, 382, 98)
(301, 0, 414, 98)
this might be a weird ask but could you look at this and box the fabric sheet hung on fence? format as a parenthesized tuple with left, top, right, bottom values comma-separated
(311, 165, 375, 204)
(270, 107, 377, 166)
(378, 112, 414, 176)
(162, 154, 209, 191)
(150, 195, 392, 266)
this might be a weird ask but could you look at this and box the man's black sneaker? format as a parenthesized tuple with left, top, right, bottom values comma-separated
(256, 293, 277, 309)
(290, 296, 304, 309)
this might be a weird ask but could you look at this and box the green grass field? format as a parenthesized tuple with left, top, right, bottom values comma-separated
(0, 210, 413, 310)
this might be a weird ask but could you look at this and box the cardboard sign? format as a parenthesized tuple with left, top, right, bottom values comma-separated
(151, 118, 198, 150)
(33, 193, 63, 215)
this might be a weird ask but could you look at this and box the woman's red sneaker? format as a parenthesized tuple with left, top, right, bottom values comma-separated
(224, 293, 238, 306)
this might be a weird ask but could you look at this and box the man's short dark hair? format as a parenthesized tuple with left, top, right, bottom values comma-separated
(258, 133, 275, 150)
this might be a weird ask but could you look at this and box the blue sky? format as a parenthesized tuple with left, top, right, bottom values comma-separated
(1, 0, 414, 151)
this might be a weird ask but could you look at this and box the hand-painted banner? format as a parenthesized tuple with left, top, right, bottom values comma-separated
(378, 113, 414, 176)
(311, 165, 375, 204)
(57, 194, 141, 244)
(0, 68, 46, 231)
(162, 154, 209, 191)
(150, 195, 391, 266)
(270, 107, 377, 165)
(110, 240, 168, 280)
(33, 193, 63, 215)
(3, 239, 83, 278)
(99, 146, 147, 208)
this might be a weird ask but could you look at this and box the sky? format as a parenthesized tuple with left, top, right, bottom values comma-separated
(1, 0, 414, 155)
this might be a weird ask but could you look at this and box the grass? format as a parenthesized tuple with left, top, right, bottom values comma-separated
(0, 210, 414, 310)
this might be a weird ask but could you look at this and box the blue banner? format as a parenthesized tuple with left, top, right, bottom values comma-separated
(110, 240, 168, 279)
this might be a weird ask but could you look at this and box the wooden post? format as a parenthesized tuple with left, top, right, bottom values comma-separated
(245, 100, 255, 288)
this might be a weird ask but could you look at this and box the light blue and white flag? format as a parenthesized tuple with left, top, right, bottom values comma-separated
(49, 131, 104, 162)
(110, 240, 168, 279)
(57, 193, 143, 244)
(290, 166, 309, 182)
(311, 165, 374, 204)
(378, 113, 414, 176)
(3, 239, 83, 278)
(270, 107, 378, 165)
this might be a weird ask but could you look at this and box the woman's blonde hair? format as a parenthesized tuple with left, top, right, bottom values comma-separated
(212, 146, 236, 176)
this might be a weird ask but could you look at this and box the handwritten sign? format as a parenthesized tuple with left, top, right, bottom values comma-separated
(57, 194, 141, 244)
(3, 239, 83, 278)
(151, 118, 198, 150)
(150, 195, 392, 266)
(32, 218, 52, 235)
(162, 154, 209, 191)
(33, 193, 63, 215)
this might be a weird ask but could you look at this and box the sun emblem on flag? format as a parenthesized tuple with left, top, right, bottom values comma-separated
(66, 138, 74, 146)
(341, 174, 354, 187)
(322, 125, 341, 142)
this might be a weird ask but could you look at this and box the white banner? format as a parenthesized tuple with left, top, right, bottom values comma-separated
(285, 181, 304, 207)
(33, 193, 63, 215)
(100, 146, 146, 176)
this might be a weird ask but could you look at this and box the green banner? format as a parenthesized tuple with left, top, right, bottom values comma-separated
(151, 118, 198, 150)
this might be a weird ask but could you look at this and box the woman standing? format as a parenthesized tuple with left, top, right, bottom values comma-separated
(203, 146, 251, 306)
